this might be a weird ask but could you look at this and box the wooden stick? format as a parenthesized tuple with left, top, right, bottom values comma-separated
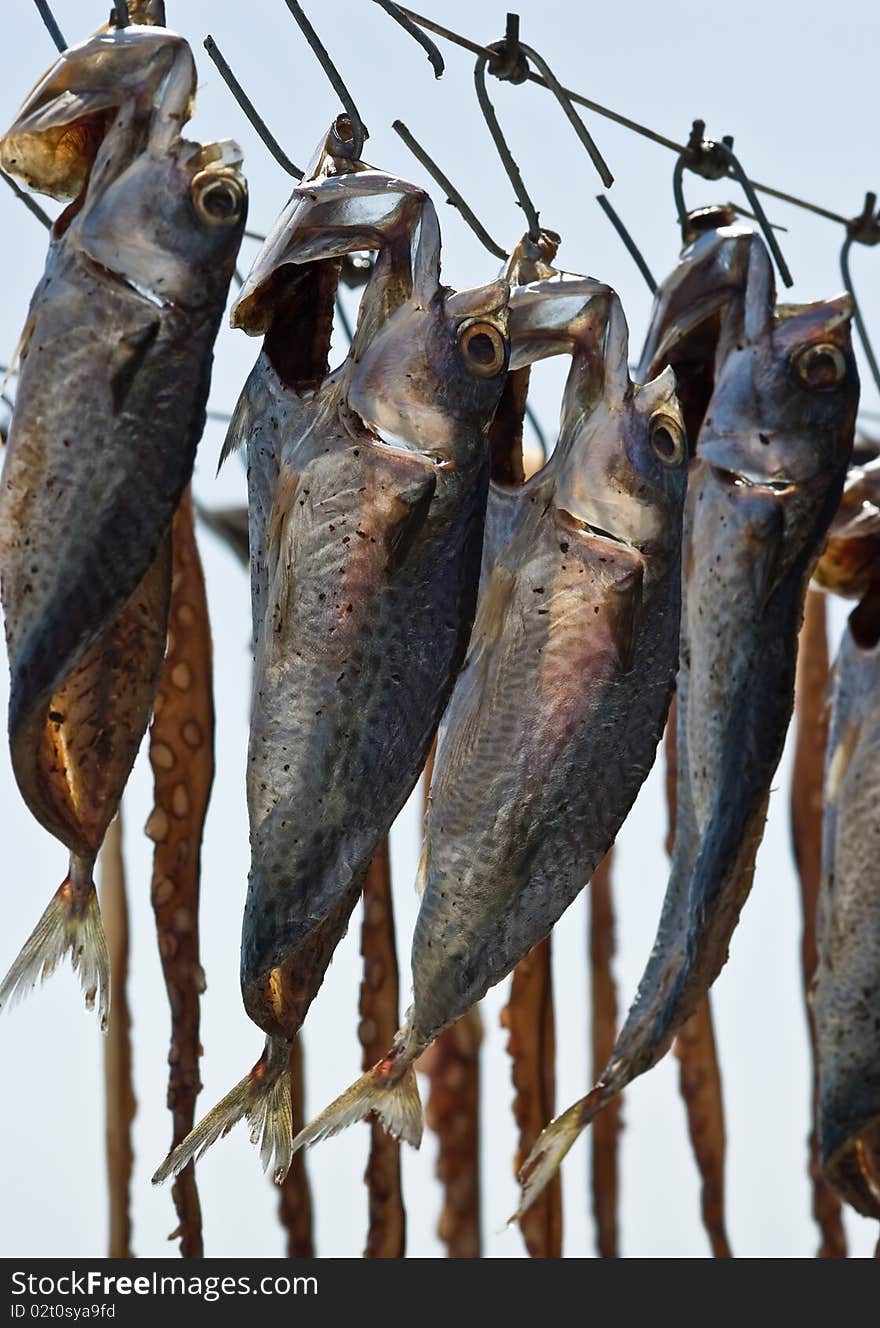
(790, 588, 846, 1258)
(417, 741, 483, 1257)
(665, 702, 733, 1257)
(589, 848, 620, 1258)
(146, 491, 214, 1258)
(99, 811, 136, 1258)
(360, 838, 405, 1258)
(277, 1035, 314, 1257)
(502, 936, 562, 1257)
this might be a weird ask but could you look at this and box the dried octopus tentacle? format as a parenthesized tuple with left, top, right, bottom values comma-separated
(502, 936, 562, 1258)
(589, 848, 620, 1259)
(791, 588, 846, 1258)
(665, 701, 732, 1258)
(146, 490, 214, 1259)
(359, 837, 405, 1258)
(417, 743, 482, 1257)
(98, 811, 136, 1259)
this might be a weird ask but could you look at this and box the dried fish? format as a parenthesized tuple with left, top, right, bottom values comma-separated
(520, 221, 857, 1215)
(291, 279, 687, 1158)
(155, 123, 510, 1186)
(0, 21, 245, 1019)
(814, 590, 880, 1218)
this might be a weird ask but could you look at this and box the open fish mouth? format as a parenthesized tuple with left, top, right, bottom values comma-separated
(559, 507, 632, 547)
(0, 26, 197, 201)
(713, 465, 795, 495)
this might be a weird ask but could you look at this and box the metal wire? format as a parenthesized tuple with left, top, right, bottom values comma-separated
(595, 194, 656, 294)
(283, 0, 366, 160)
(203, 36, 303, 178)
(1, 171, 52, 230)
(396, 5, 854, 229)
(842, 240, 880, 396)
(372, 1, 444, 78)
(393, 120, 508, 259)
(672, 124, 793, 287)
(32, 0, 66, 51)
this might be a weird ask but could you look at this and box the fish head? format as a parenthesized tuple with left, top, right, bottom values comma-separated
(699, 241, 858, 576)
(637, 217, 757, 446)
(551, 292, 688, 563)
(346, 277, 511, 462)
(73, 136, 247, 310)
(0, 24, 196, 200)
(813, 455, 880, 598)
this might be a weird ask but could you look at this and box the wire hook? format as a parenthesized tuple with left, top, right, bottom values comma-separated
(673, 120, 792, 287)
(392, 120, 508, 260)
(283, 0, 367, 160)
(474, 14, 613, 243)
(371, 1, 445, 78)
(595, 194, 657, 294)
(203, 36, 304, 178)
(840, 191, 880, 395)
(32, 0, 66, 51)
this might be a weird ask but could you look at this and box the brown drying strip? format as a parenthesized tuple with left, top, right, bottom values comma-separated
(99, 811, 136, 1257)
(145, 491, 214, 1258)
(417, 740, 483, 1256)
(502, 936, 562, 1257)
(360, 837, 405, 1257)
(589, 848, 620, 1258)
(790, 589, 846, 1257)
(665, 701, 733, 1257)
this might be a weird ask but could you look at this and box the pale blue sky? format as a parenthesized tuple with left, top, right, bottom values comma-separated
(0, 0, 877, 1257)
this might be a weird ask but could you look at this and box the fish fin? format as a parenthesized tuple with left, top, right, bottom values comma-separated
(826, 719, 861, 805)
(292, 1060, 423, 1154)
(153, 1036, 293, 1185)
(513, 1089, 605, 1220)
(0, 873, 109, 1031)
(466, 564, 517, 668)
(217, 391, 252, 472)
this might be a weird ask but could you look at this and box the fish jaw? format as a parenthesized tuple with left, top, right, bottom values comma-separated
(0, 25, 196, 200)
(346, 280, 510, 469)
(232, 158, 434, 337)
(814, 622, 880, 1217)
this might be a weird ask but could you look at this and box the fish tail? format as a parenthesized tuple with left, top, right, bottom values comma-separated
(513, 1087, 607, 1221)
(0, 858, 109, 1031)
(291, 1051, 423, 1155)
(152, 1036, 294, 1185)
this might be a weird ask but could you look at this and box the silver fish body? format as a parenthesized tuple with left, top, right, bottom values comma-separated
(814, 613, 880, 1216)
(518, 225, 858, 1215)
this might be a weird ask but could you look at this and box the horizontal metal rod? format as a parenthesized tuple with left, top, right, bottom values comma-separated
(397, 5, 853, 228)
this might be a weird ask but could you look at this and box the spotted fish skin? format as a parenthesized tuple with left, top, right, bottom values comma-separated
(0, 24, 245, 814)
(815, 615, 880, 1217)
(283, 281, 689, 1163)
(515, 227, 859, 1220)
(224, 142, 511, 1040)
(0, 23, 244, 1025)
(411, 290, 686, 1043)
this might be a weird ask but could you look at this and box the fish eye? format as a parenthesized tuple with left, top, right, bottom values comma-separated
(792, 342, 847, 391)
(650, 415, 686, 466)
(457, 320, 507, 378)
(191, 171, 245, 227)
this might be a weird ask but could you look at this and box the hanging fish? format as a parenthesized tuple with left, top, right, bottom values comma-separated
(519, 227, 858, 1214)
(812, 454, 880, 599)
(814, 593, 880, 1217)
(153, 122, 511, 1185)
(0, 21, 246, 1020)
(289, 277, 688, 1155)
